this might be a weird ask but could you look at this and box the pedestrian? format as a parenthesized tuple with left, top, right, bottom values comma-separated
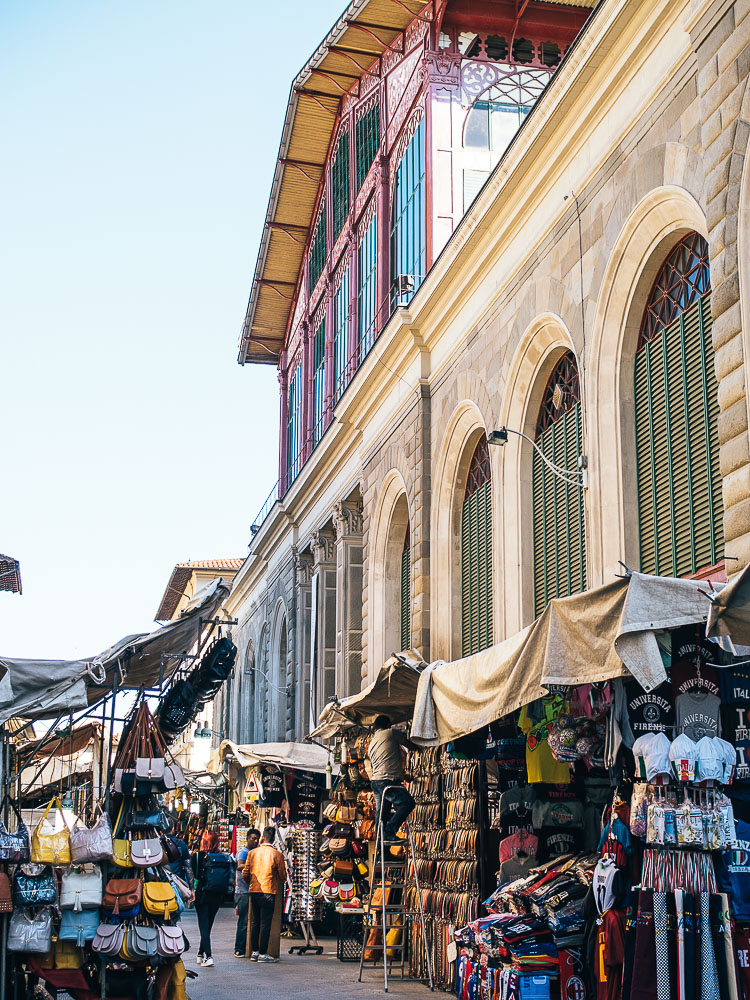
(367, 714, 416, 841)
(234, 827, 260, 957)
(192, 830, 235, 967)
(242, 825, 287, 963)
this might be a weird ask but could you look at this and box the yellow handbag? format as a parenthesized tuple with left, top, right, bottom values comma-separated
(31, 798, 71, 864)
(112, 803, 131, 868)
(386, 915, 403, 959)
(143, 881, 178, 920)
(54, 940, 83, 970)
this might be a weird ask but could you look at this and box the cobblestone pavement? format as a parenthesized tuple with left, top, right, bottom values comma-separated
(182, 907, 433, 999)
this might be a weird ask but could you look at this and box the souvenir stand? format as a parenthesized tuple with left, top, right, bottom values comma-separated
(0, 579, 237, 1000)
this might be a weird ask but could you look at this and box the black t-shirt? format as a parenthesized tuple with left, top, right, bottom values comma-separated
(538, 826, 583, 860)
(259, 771, 285, 807)
(288, 776, 321, 823)
(625, 680, 675, 738)
(721, 703, 750, 782)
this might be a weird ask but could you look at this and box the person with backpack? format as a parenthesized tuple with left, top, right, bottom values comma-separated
(242, 825, 287, 963)
(234, 827, 260, 957)
(192, 830, 235, 967)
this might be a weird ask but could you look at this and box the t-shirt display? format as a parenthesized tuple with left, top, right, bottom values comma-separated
(675, 688, 721, 740)
(518, 697, 571, 784)
(624, 679, 675, 738)
(287, 775, 321, 824)
(259, 770, 285, 807)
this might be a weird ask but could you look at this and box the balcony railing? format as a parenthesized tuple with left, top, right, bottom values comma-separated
(249, 480, 279, 540)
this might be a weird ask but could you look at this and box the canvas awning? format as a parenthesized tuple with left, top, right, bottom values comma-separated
(412, 572, 721, 746)
(0, 579, 231, 724)
(208, 740, 333, 775)
(310, 651, 426, 741)
(17, 722, 100, 762)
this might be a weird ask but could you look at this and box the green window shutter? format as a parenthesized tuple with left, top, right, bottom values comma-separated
(356, 103, 380, 190)
(532, 402, 586, 616)
(331, 133, 350, 242)
(400, 543, 411, 651)
(461, 480, 493, 656)
(635, 294, 723, 577)
(309, 203, 327, 294)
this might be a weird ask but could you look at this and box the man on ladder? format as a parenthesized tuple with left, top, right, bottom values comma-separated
(360, 716, 433, 992)
(368, 715, 416, 840)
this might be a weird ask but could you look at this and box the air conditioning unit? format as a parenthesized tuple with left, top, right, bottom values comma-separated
(396, 274, 415, 298)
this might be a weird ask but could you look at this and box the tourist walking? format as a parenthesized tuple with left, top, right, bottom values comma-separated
(242, 825, 287, 963)
(192, 830, 235, 967)
(234, 827, 260, 956)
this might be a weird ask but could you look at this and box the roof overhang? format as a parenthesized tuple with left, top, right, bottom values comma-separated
(237, 0, 596, 367)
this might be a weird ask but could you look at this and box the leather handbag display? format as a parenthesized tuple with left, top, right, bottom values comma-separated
(8, 909, 53, 952)
(163, 763, 185, 790)
(70, 810, 113, 863)
(329, 837, 350, 857)
(322, 878, 341, 901)
(31, 798, 71, 864)
(13, 866, 57, 907)
(60, 865, 103, 910)
(128, 807, 170, 832)
(338, 882, 355, 901)
(130, 838, 165, 868)
(157, 924, 185, 958)
(111, 802, 131, 869)
(0, 796, 30, 863)
(92, 922, 126, 957)
(135, 757, 166, 785)
(0, 872, 13, 913)
(336, 804, 357, 822)
(126, 923, 158, 960)
(333, 858, 354, 876)
(142, 881, 178, 920)
(59, 909, 99, 947)
(166, 870, 192, 903)
(54, 940, 83, 970)
(102, 877, 142, 917)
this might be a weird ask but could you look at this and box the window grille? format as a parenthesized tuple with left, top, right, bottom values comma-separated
(532, 352, 586, 616)
(358, 213, 378, 360)
(391, 119, 425, 309)
(461, 436, 493, 656)
(635, 233, 722, 577)
(312, 317, 326, 447)
(309, 203, 327, 294)
(332, 133, 350, 242)
(356, 103, 380, 190)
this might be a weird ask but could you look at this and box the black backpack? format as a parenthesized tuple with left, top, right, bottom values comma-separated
(201, 852, 234, 894)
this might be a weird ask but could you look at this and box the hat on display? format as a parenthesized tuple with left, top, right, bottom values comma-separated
(632, 732, 671, 782)
(694, 736, 723, 783)
(669, 734, 697, 782)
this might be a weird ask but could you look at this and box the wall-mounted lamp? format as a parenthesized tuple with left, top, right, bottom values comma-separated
(194, 725, 224, 740)
(488, 427, 588, 490)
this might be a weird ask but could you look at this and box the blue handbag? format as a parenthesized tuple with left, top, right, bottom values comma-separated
(59, 909, 98, 946)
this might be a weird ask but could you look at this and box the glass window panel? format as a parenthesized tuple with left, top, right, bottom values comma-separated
(391, 120, 425, 309)
(334, 269, 350, 401)
(358, 214, 378, 360)
(312, 317, 326, 446)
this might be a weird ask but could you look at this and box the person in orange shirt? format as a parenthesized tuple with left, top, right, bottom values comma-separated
(242, 826, 287, 963)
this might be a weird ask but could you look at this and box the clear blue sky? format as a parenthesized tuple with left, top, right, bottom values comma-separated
(1, 0, 344, 659)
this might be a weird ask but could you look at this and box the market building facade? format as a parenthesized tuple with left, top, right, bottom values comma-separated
(224, 0, 750, 743)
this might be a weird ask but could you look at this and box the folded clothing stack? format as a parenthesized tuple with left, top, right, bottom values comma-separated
(454, 913, 558, 974)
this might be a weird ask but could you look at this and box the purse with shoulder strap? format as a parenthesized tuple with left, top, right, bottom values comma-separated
(70, 808, 113, 863)
(130, 838, 165, 868)
(102, 877, 142, 918)
(8, 909, 52, 952)
(143, 880, 178, 920)
(60, 864, 102, 910)
(92, 922, 125, 957)
(31, 798, 71, 864)
(0, 795, 30, 863)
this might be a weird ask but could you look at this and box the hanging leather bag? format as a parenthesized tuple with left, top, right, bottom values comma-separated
(135, 757, 166, 786)
(102, 877, 142, 918)
(92, 922, 126, 957)
(0, 872, 12, 913)
(112, 802, 131, 869)
(163, 763, 185, 790)
(13, 865, 57, 907)
(8, 909, 53, 952)
(157, 924, 185, 958)
(126, 923, 158, 960)
(60, 865, 103, 910)
(333, 858, 354, 876)
(131, 838, 165, 868)
(31, 797, 71, 864)
(0, 795, 30, 862)
(54, 940, 83, 970)
(142, 881, 178, 920)
(59, 909, 98, 947)
(165, 869, 192, 903)
(70, 809, 113, 863)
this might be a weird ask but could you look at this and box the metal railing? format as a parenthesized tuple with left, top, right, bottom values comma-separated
(249, 480, 279, 539)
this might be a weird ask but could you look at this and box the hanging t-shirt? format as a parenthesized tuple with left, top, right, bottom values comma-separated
(735, 926, 750, 999)
(519, 697, 571, 785)
(720, 703, 750, 782)
(499, 784, 535, 837)
(724, 818, 750, 921)
(670, 625, 721, 697)
(531, 798, 584, 831)
(538, 825, 583, 860)
(287, 775, 321, 823)
(719, 661, 750, 703)
(596, 908, 626, 1000)
(625, 680, 675, 738)
(675, 689, 721, 740)
(259, 770, 285, 807)
(499, 854, 537, 885)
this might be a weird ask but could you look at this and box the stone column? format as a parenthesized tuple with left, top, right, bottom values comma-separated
(334, 498, 365, 697)
(413, 380, 432, 656)
(311, 528, 337, 715)
(292, 547, 314, 736)
(690, 1, 750, 570)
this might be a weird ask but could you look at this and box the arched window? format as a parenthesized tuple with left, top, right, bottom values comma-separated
(461, 436, 493, 656)
(271, 615, 288, 740)
(532, 352, 586, 616)
(255, 626, 268, 742)
(400, 524, 411, 650)
(634, 232, 723, 577)
(242, 642, 256, 745)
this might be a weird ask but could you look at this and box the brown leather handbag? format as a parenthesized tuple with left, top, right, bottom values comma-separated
(0, 872, 12, 913)
(102, 878, 142, 917)
(333, 858, 353, 877)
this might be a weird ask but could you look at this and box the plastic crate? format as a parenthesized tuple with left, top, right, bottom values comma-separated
(519, 974, 551, 1000)
(337, 912, 363, 962)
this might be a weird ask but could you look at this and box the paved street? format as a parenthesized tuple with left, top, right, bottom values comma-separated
(182, 908, 432, 999)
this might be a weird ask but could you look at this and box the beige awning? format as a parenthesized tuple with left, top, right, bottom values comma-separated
(310, 651, 426, 741)
(412, 572, 719, 746)
(207, 740, 333, 775)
